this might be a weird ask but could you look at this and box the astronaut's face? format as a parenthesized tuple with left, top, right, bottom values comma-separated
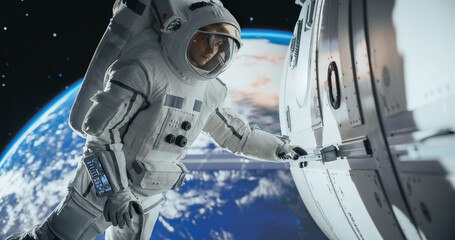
(188, 32, 225, 67)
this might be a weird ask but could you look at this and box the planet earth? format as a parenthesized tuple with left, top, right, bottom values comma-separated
(0, 29, 326, 239)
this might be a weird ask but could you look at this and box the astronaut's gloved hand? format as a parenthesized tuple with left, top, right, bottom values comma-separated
(276, 136, 307, 161)
(103, 188, 143, 229)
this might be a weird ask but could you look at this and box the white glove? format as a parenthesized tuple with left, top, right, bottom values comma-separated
(103, 188, 143, 229)
(276, 136, 307, 161)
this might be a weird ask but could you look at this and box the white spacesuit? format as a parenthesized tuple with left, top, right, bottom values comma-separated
(7, 1, 306, 239)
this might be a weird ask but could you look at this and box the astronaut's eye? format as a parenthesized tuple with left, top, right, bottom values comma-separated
(214, 40, 224, 47)
(202, 35, 211, 43)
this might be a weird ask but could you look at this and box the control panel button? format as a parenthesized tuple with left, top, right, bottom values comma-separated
(176, 135, 187, 147)
(181, 121, 191, 131)
(166, 134, 176, 144)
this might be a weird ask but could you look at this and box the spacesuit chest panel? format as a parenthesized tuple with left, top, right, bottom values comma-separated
(135, 79, 215, 163)
(152, 93, 201, 151)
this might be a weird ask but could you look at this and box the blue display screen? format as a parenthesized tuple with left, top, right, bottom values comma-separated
(83, 156, 112, 196)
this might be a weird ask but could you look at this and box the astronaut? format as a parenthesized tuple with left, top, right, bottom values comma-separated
(8, 1, 306, 239)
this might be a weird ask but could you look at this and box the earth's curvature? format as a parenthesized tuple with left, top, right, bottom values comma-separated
(0, 30, 325, 240)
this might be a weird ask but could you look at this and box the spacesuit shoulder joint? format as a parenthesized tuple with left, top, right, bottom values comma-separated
(110, 80, 150, 107)
(107, 59, 151, 100)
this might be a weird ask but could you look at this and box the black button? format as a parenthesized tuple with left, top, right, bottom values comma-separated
(175, 135, 187, 147)
(181, 121, 191, 131)
(166, 134, 176, 144)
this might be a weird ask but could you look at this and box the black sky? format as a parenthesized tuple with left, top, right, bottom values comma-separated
(0, 0, 300, 154)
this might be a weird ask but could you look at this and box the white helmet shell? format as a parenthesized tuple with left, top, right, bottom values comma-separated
(159, 1, 242, 82)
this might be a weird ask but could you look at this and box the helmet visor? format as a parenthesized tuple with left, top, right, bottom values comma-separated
(187, 23, 241, 78)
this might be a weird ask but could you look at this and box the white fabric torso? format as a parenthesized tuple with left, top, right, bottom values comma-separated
(111, 29, 227, 167)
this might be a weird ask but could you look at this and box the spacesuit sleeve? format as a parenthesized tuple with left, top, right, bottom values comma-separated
(203, 107, 285, 162)
(82, 61, 150, 193)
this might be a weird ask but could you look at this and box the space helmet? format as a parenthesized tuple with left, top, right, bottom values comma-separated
(155, 0, 242, 81)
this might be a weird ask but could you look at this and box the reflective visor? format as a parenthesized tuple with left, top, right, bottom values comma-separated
(199, 23, 241, 45)
(186, 23, 241, 78)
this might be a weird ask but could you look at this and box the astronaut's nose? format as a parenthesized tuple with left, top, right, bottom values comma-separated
(205, 46, 215, 54)
(206, 46, 216, 54)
